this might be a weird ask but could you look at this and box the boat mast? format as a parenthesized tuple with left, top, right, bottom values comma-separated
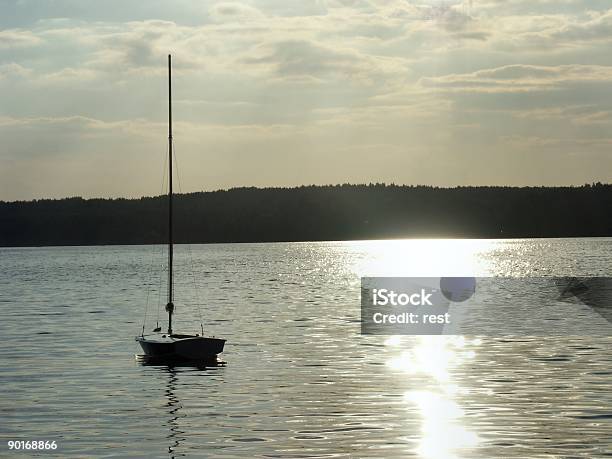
(166, 54, 174, 335)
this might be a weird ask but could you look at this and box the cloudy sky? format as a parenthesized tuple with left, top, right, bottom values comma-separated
(1, 0, 612, 200)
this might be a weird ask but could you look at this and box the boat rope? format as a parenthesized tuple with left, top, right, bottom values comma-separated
(155, 249, 164, 330)
(173, 141, 206, 335)
(142, 242, 164, 335)
(188, 240, 206, 336)
(156, 147, 169, 331)
(141, 143, 169, 335)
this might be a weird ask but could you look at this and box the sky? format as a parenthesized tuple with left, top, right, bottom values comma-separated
(1, 0, 612, 200)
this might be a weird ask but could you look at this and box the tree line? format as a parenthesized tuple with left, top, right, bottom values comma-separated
(1, 183, 611, 246)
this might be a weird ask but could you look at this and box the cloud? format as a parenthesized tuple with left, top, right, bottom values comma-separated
(483, 8, 612, 51)
(0, 28, 42, 48)
(208, 2, 265, 22)
(420, 64, 612, 92)
(551, 8, 612, 43)
(0, 62, 32, 79)
(242, 38, 410, 84)
(501, 134, 612, 149)
(0, 115, 153, 144)
(510, 104, 612, 126)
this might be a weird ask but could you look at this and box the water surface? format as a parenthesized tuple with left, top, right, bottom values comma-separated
(1, 239, 611, 458)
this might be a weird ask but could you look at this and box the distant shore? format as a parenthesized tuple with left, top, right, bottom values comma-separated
(1, 183, 611, 247)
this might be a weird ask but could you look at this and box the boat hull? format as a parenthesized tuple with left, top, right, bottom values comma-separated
(136, 335, 225, 362)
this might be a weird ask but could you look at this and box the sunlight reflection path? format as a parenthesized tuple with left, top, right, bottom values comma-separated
(345, 240, 496, 458)
(387, 336, 482, 459)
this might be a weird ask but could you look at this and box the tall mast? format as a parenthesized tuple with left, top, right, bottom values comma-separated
(166, 54, 174, 335)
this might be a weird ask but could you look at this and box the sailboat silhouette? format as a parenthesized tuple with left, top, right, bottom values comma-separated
(136, 55, 226, 363)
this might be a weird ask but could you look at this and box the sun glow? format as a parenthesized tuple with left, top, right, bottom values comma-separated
(347, 239, 497, 278)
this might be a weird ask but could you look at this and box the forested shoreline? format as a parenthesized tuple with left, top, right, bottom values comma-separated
(1, 184, 611, 247)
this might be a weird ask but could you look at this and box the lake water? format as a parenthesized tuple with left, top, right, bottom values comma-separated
(1, 239, 611, 458)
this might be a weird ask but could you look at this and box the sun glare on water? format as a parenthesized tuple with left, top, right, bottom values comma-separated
(340, 239, 496, 457)
(346, 239, 497, 278)
(387, 336, 481, 459)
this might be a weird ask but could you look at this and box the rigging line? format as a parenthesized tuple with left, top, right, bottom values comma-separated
(172, 141, 206, 334)
(189, 243, 206, 335)
(142, 236, 162, 334)
(156, 248, 164, 327)
(141, 143, 170, 335)
(157, 144, 169, 329)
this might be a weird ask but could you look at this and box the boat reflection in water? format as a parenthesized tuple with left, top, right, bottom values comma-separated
(136, 357, 226, 458)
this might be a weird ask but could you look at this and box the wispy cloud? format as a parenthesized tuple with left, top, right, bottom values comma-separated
(420, 64, 612, 92)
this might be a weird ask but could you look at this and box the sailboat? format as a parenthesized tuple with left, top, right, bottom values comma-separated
(136, 54, 226, 362)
